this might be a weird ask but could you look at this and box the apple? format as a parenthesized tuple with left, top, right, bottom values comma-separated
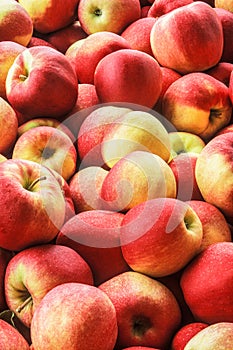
(168, 131, 205, 159)
(0, 249, 13, 311)
(69, 166, 109, 213)
(215, 0, 233, 13)
(0, 41, 25, 99)
(12, 125, 77, 181)
(18, 0, 79, 34)
(186, 200, 232, 252)
(101, 110, 171, 169)
(6, 46, 78, 119)
(0, 159, 66, 251)
(214, 8, 233, 63)
(0, 0, 33, 46)
(30, 282, 118, 350)
(184, 322, 233, 350)
(94, 49, 162, 109)
(180, 242, 233, 323)
(148, 0, 194, 18)
(0, 319, 30, 349)
(141, 5, 151, 17)
(229, 70, 233, 104)
(0, 154, 7, 162)
(121, 17, 157, 56)
(150, 2, 224, 74)
(56, 209, 130, 285)
(0, 98, 18, 156)
(73, 83, 100, 114)
(66, 31, 131, 84)
(162, 72, 232, 142)
(205, 62, 233, 86)
(100, 151, 177, 213)
(27, 36, 55, 49)
(78, 0, 141, 35)
(171, 322, 209, 350)
(99, 271, 181, 349)
(4, 244, 93, 327)
(120, 198, 203, 277)
(195, 132, 233, 221)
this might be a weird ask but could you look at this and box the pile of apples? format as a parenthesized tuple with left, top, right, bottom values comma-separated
(0, 0, 233, 349)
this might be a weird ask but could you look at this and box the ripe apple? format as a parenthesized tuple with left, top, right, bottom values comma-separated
(120, 197, 203, 277)
(0, 249, 13, 311)
(30, 282, 118, 350)
(12, 126, 77, 181)
(148, 0, 193, 17)
(0, 98, 18, 156)
(162, 72, 232, 141)
(205, 62, 233, 86)
(73, 83, 100, 113)
(168, 131, 205, 159)
(18, 0, 79, 34)
(4, 244, 93, 327)
(6, 46, 78, 119)
(141, 5, 151, 17)
(215, 0, 233, 13)
(94, 49, 162, 109)
(100, 151, 177, 212)
(56, 210, 130, 285)
(0, 159, 66, 251)
(99, 271, 181, 349)
(150, 1, 224, 74)
(184, 322, 233, 350)
(195, 132, 233, 221)
(27, 36, 55, 49)
(0, 0, 33, 46)
(214, 8, 233, 63)
(180, 242, 233, 323)
(78, 0, 141, 35)
(0, 319, 30, 350)
(171, 322, 208, 350)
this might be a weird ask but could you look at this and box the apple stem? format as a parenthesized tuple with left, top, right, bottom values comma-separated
(16, 295, 32, 313)
(27, 175, 47, 191)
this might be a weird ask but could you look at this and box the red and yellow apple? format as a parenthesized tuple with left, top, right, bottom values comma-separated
(0, 98, 18, 156)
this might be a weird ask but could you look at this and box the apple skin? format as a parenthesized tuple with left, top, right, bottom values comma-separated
(120, 198, 203, 277)
(215, 0, 233, 13)
(99, 271, 181, 349)
(56, 210, 130, 285)
(0, 159, 66, 251)
(180, 242, 233, 324)
(27, 36, 55, 49)
(121, 17, 157, 56)
(216, 122, 233, 136)
(18, 0, 79, 34)
(4, 244, 93, 327)
(0, 249, 14, 311)
(162, 72, 232, 142)
(6, 46, 78, 119)
(229, 70, 233, 104)
(205, 62, 233, 86)
(66, 31, 131, 84)
(0, 98, 18, 156)
(184, 322, 233, 350)
(148, 0, 194, 17)
(78, 0, 141, 35)
(0, 0, 33, 46)
(0, 319, 30, 350)
(168, 131, 205, 159)
(100, 151, 177, 213)
(12, 125, 77, 181)
(214, 8, 233, 63)
(150, 1, 224, 74)
(94, 49, 162, 109)
(195, 132, 233, 220)
(0, 154, 7, 162)
(30, 282, 118, 350)
(122, 348, 161, 350)
(171, 322, 208, 350)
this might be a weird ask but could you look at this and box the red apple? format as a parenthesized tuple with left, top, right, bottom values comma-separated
(27, 36, 55, 49)
(214, 8, 233, 63)
(148, 0, 193, 18)
(171, 322, 208, 350)
(0, 319, 30, 349)
(0, 249, 13, 311)
(205, 62, 233, 86)
(0, 98, 18, 156)
(30, 282, 118, 350)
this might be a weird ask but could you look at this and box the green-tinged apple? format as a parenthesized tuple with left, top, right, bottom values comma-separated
(0, 41, 25, 99)
(69, 166, 109, 213)
(6, 46, 78, 119)
(0, 154, 7, 162)
(0, 249, 13, 311)
(12, 126, 77, 181)
(120, 198, 203, 277)
(195, 132, 233, 221)
(0, 319, 30, 350)
(214, 8, 233, 63)
(168, 131, 205, 159)
(215, 0, 233, 13)
(66, 31, 131, 84)
(0, 159, 66, 251)
(121, 17, 157, 56)
(56, 210, 130, 285)
(30, 282, 118, 350)
(162, 72, 232, 141)
(171, 322, 208, 350)
(4, 244, 93, 327)
(150, 1, 223, 74)
(78, 0, 141, 35)
(186, 200, 232, 252)
(205, 62, 233, 86)
(18, 0, 79, 34)
(0, 98, 18, 156)
(99, 271, 181, 349)
(184, 322, 233, 350)
(148, 0, 193, 17)
(100, 151, 177, 212)
(180, 242, 233, 323)
(0, 0, 33, 46)
(94, 49, 162, 109)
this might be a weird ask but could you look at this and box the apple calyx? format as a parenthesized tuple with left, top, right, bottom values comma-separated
(27, 175, 47, 191)
(19, 74, 28, 82)
(209, 108, 222, 120)
(94, 8, 102, 16)
(132, 315, 152, 337)
(16, 295, 32, 314)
